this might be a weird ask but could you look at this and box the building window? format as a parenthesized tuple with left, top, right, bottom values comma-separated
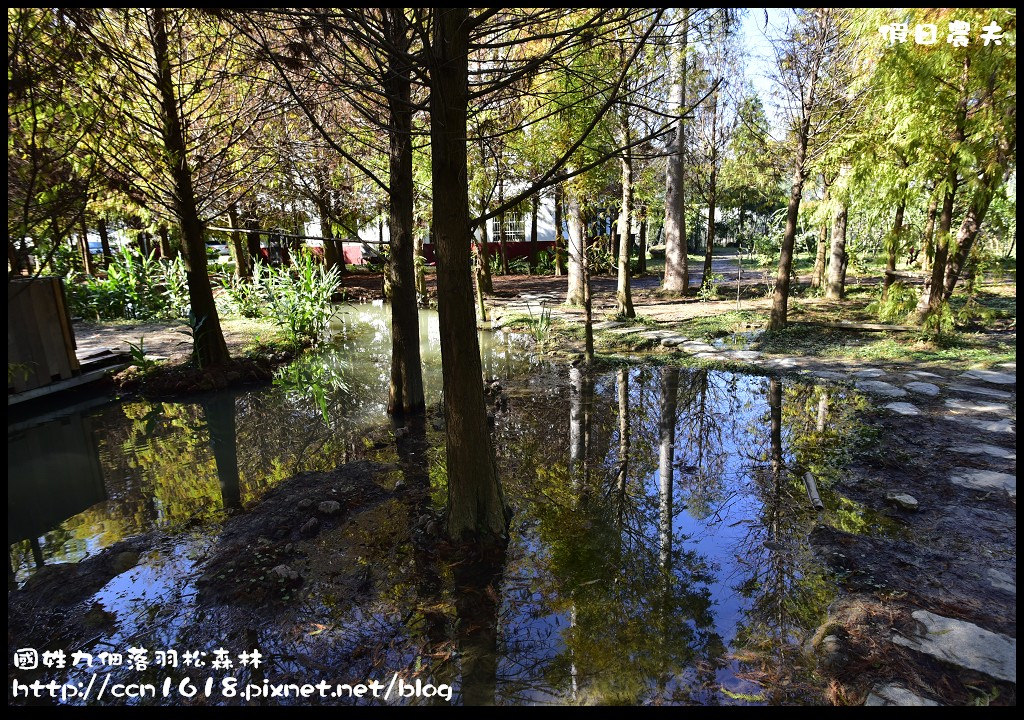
(492, 210, 525, 243)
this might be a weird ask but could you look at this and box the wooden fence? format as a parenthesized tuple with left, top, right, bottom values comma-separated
(8, 277, 80, 394)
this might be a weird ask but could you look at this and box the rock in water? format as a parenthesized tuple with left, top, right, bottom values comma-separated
(885, 493, 919, 511)
(892, 610, 1016, 683)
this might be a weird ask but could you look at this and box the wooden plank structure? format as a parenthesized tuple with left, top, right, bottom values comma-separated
(8, 277, 80, 394)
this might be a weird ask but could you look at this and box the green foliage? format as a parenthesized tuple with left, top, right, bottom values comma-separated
(697, 273, 725, 303)
(865, 281, 917, 324)
(218, 251, 339, 345)
(587, 243, 614, 275)
(126, 336, 157, 373)
(525, 303, 553, 349)
(66, 247, 189, 321)
(536, 247, 558, 275)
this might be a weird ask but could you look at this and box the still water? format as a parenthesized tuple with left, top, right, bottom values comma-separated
(7, 302, 893, 705)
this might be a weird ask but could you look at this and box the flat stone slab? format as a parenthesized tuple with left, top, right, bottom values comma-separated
(856, 380, 908, 398)
(996, 362, 1015, 370)
(852, 368, 887, 379)
(945, 415, 1015, 434)
(606, 326, 644, 336)
(678, 342, 717, 354)
(811, 370, 848, 381)
(904, 381, 940, 397)
(892, 610, 1016, 683)
(949, 468, 1016, 496)
(864, 684, 939, 706)
(724, 350, 762, 362)
(987, 568, 1015, 594)
(905, 370, 943, 379)
(640, 330, 672, 339)
(692, 352, 720, 359)
(766, 356, 799, 368)
(961, 369, 1015, 385)
(946, 383, 1013, 400)
(885, 402, 921, 416)
(592, 320, 625, 330)
(945, 398, 1011, 415)
(949, 443, 1015, 460)
(660, 336, 689, 347)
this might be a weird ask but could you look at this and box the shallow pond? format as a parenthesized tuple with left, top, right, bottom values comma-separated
(8, 302, 898, 705)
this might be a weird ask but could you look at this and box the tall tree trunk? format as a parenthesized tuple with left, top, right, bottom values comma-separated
(152, 6, 229, 368)
(658, 366, 679, 571)
(583, 216, 594, 366)
(916, 182, 956, 317)
(566, 190, 586, 306)
(637, 207, 648, 275)
(318, 206, 340, 271)
(768, 141, 809, 328)
(616, 152, 635, 317)
(529, 192, 539, 273)
(881, 199, 905, 300)
(616, 367, 630, 524)
(203, 394, 241, 511)
(476, 189, 494, 294)
(921, 191, 938, 273)
(227, 204, 250, 279)
(662, 9, 689, 294)
(384, 8, 424, 416)
(428, 7, 507, 541)
(825, 197, 848, 301)
(97, 217, 113, 268)
(702, 89, 719, 289)
(554, 182, 566, 276)
(941, 175, 999, 301)
(78, 215, 97, 276)
(243, 214, 261, 271)
(413, 232, 427, 302)
(768, 55, 817, 330)
(810, 181, 829, 289)
(918, 55, 969, 320)
(703, 166, 717, 288)
(497, 177, 509, 275)
(157, 223, 175, 261)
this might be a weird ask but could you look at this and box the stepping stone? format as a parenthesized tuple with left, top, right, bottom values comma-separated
(853, 368, 887, 379)
(660, 335, 689, 347)
(892, 610, 1016, 683)
(693, 352, 720, 359)
(905, 370, 943, 379)
(961, 369, 1015, 385)
(864, 684, 939, 707)
(949, 468, 1016, 496)
(607, 326, 644, 336)
(856, 380, 908, 398)
(987, 568, 1015, 594)
(724, 350, 762, 362)
(679, 342, 717, 354)
(946, 384, 1013, 400)
(996, 362, 1015, 370)
(945, 398, 1011, 415)
(592, 321, 625, 330)
(904, 381, 940, 397)
(949, 443, 1015, 461)
(811, 370, 847, 381)
(885, 402, 921, 416)
(945, 416, 1015, 434)
(640, 330, 671, 339)
(766, 356, 799, 368)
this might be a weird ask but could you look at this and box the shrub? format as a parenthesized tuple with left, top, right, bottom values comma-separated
(866, 281, 917, 324)
(66, 247, 189, 320)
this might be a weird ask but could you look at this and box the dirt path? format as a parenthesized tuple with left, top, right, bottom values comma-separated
(73, 316, 284, 363)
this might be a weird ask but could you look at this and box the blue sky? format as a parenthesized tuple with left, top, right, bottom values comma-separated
(736, 8, 792, 136)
